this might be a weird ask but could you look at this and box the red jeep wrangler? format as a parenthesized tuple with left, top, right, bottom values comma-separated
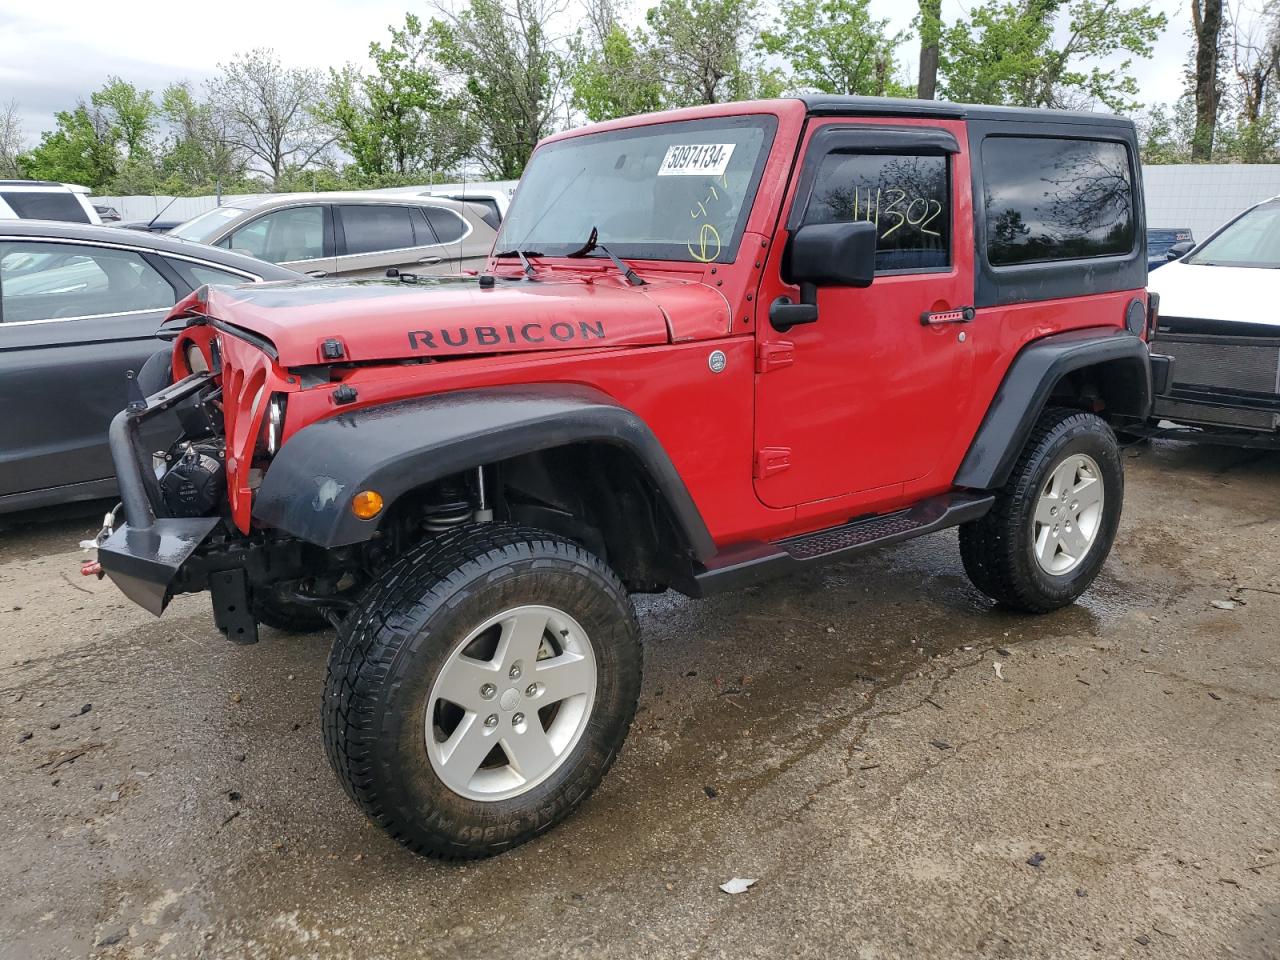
(95, 97, 1161, 859)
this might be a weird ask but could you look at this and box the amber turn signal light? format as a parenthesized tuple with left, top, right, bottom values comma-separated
(351, 490, 384, 519)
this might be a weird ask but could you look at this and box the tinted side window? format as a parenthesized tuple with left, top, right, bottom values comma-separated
(1, 191, 90, 223)
(0, 241, 174, 322)
(339, 205, 416, 255)
(982, 138, 1135, 266)
(801, 154, 949, 272)
(230, 206, 325, 264)
(422, 206, 468, 244)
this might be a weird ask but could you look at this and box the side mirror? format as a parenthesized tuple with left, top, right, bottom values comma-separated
(1166, 240, 1195, 261)
(771, 221, 877, 332)
(789, 221, 877, 288)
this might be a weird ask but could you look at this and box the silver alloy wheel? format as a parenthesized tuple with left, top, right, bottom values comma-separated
(1032, 452, 1105, 575)
(426, 604, 597, 802)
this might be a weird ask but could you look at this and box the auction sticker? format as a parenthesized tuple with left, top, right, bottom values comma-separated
(658, 143, 736, 177)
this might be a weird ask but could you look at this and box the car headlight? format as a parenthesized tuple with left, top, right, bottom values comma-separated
(266, 393, 286, 456)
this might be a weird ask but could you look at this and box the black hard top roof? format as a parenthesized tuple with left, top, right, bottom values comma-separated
(797, 95, 1132, 128)
(0, 218, 301, 279)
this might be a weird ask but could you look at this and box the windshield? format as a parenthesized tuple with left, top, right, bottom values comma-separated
(170, 205, 250, 243)
(1186, 202, 1280, 268)
(496, 115, 777, 264)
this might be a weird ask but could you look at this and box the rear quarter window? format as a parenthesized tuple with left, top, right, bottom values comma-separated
(981, 137, 1135, 267)
(2, 191, 91, 223)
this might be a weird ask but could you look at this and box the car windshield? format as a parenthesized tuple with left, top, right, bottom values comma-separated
(496, 115, 777, 264)
(1186, 202, 1280, 268)
(170, 205, 251, 243)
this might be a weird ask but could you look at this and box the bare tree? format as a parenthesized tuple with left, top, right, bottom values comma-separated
(1228, 1, 1280, 124)
(1191, 0, 1225, 159)
(0, 100, 24, 178)
(206, 49, 335, 187)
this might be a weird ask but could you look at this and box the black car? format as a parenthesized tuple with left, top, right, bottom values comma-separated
(0, 220, 300, 514)
(1147, 227, 1194, 270)
(118, 218, 187, 234)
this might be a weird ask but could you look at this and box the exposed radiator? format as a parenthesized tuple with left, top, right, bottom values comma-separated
(1151, 332, 1280, 431)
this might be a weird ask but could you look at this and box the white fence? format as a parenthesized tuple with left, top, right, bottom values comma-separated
(1143, 165, 1280, 240)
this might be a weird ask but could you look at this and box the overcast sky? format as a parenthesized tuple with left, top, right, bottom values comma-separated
(0, 0, 1196, 147)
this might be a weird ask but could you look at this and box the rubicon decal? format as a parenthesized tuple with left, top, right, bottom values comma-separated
(408, 320, 607, 350)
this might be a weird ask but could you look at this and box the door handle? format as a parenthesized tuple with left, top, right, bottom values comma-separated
(305, 269, 328, 279)
(417, 256, 444, 265)
(920, 306, 975, 325)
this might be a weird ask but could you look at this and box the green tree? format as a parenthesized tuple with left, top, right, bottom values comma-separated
(760, 0, 906, 96)
(430, 0, 566, 179)
(319, 14, 473, 183)
(939, 0, 1167, 111)
(569, 0, 664, 122)
(18, 103, 118, 187)
(918, 0, 943, 98)
(645, 0, 764, 105)
(92, 77, 158, 160)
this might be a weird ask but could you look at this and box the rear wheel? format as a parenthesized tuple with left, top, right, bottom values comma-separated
(322, 523, 641, 858)
(960, 408, 1123, 612)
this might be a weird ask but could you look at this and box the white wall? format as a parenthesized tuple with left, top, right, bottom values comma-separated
(1143, 164, 1280, 240)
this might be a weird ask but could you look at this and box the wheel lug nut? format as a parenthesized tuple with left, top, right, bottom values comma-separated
(484, 714, 498, 728)
(480, 683, 496, 699)
(1050, 506, 1058, 517)
(525, 683, 537, 698)
(509, 662, 522, 680)
(512, 712, 525, 726)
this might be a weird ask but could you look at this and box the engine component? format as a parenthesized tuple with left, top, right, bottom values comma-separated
(160, 443, 226, 517)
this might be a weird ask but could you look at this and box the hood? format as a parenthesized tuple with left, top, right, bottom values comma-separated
(1148, 260, 1280, 328)
(175, 274, 730, 367)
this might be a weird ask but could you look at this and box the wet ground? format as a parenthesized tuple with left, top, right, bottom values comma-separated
(0, 441, 1277, 959)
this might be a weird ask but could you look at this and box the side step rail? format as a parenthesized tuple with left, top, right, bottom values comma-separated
(687, 492, 994, 597)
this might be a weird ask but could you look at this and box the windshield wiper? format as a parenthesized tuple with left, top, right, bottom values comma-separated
(493, 248, 542, 279)
(565, 226, 645, 286)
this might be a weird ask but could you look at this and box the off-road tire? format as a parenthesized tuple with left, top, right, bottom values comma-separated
(959, 408, 1123, 613)
(251, 594, 331, 634)
(322, 523, 641, 859)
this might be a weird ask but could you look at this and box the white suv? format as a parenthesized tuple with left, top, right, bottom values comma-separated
(0, 181, 102, 224)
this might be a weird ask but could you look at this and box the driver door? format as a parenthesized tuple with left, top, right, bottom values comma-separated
(752, 119, 975, 509)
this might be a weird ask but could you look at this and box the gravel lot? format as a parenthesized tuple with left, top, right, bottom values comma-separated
(1, 440, 1277, 960)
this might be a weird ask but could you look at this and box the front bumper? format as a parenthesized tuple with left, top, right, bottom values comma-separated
(98, 517, 220, 615)
(96, 373, 220, 615)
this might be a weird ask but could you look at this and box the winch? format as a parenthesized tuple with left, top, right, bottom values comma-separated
(159, 441, 225, 517)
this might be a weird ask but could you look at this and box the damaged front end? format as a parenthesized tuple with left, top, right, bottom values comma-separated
(96, 373, 224, 617)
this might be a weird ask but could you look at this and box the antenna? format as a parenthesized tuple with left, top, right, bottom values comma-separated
(146, 195, 178, 231)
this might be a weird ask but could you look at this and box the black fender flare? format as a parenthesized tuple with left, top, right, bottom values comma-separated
(954, 327, 1152, 490)
(252, 383, 716, 559)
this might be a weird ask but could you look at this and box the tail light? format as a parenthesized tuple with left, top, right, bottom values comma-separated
(1146, 291, 1160, 340)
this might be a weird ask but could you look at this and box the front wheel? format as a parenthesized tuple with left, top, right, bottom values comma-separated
(322, 523, 641, 859)
(960, 408, 1123, 613)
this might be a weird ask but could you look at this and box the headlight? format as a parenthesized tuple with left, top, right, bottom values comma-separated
(266, 393, 286, 456)
(185, 341, 210, 374)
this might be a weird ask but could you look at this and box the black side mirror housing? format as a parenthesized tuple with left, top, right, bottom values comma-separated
(787, 221, 878, 288)
(1166, 240, 1195, 261)
(770, 221, 878, 332)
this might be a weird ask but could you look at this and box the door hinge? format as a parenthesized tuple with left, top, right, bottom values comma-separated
(756, 340, 795, 373)
(754, 446, 792, 479)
